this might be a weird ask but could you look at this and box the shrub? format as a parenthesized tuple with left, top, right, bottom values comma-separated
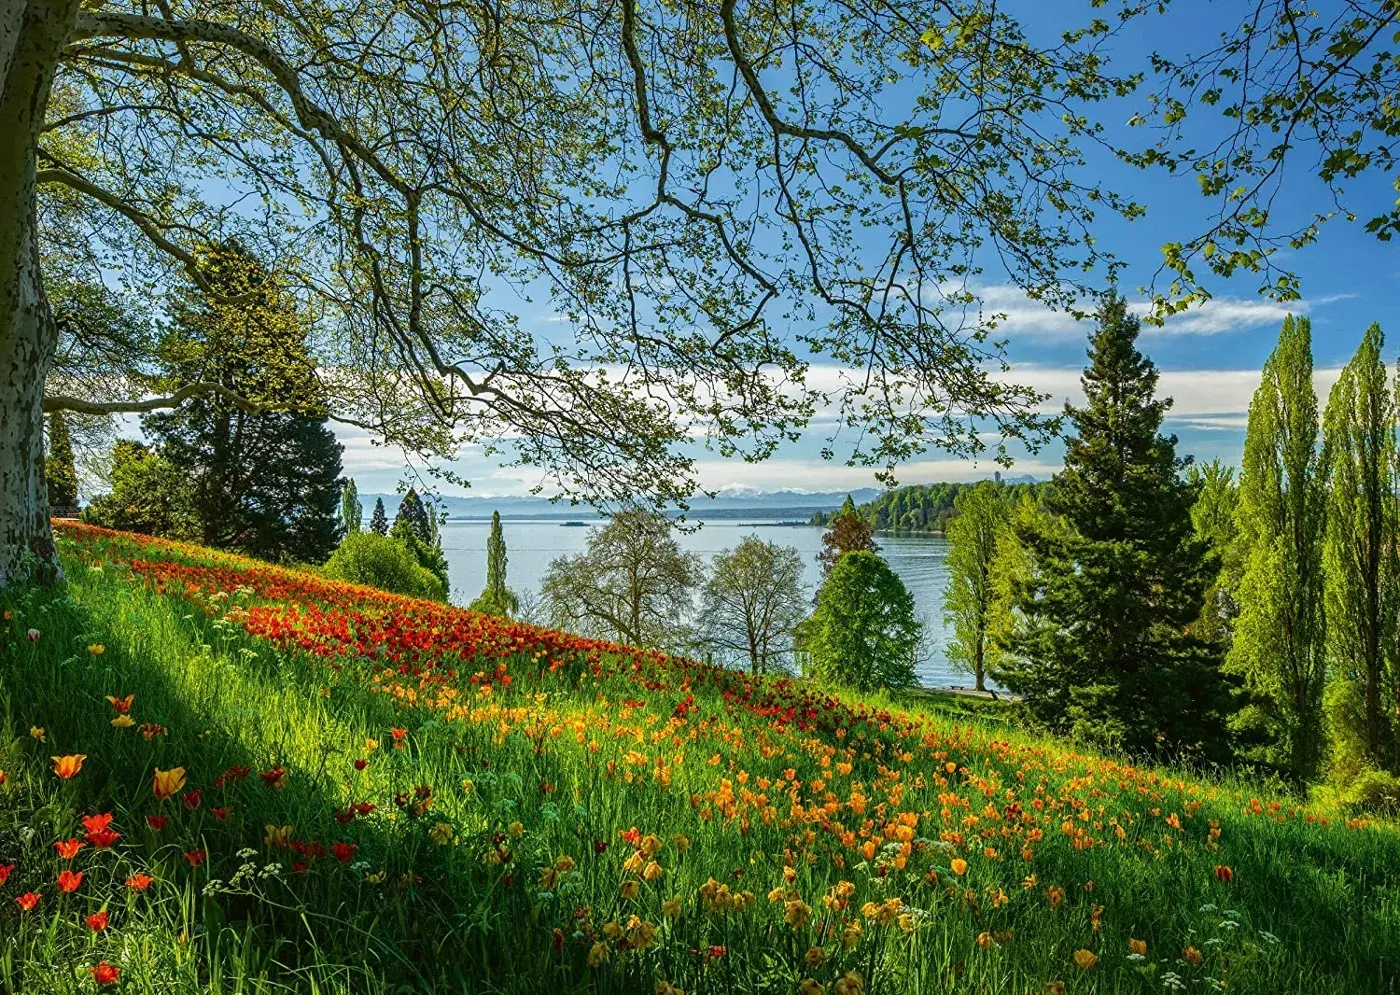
(1339, 769, 1400, 816)
(321, 532, 446, 601)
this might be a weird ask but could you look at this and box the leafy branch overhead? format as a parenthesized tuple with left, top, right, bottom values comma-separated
(33, 0, 1156, 510)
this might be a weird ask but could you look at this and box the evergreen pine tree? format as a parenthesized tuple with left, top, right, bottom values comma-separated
(370, 498, 389, 535)
(1321, 324, 1399, 773)
(1229, 317, 1328, 780)
(341, 479, 362, 535)
(392, 488, 433, 544)
(998, 293, 1231, 759)
(943, 481, 1009, 692)
(469, 511, 520, 617)
(44, 411, 79, 510)
(142, 243, 343, 564)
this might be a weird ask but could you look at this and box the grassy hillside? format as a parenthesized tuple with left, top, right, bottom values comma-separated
(0, 523, 1395, 994)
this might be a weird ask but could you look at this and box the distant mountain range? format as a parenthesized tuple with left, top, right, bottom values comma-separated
(363, 478, 1036, 522)
(362, 488, 883, 522)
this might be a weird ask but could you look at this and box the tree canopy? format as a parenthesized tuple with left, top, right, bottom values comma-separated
(541, 508, 700, 651)
(808, 550, 920, 693)
(3, 0, 1177, 584)
(695, 535, 808, 674)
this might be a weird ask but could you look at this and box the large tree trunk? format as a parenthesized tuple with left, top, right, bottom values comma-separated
(0, 0, 80, 587)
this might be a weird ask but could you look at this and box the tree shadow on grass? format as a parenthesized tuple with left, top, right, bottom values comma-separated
(0, 569, 591, 993)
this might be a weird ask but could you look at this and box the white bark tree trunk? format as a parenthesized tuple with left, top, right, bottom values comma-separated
(0, 0, 79, 587)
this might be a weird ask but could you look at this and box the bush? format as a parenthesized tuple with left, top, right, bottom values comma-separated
(1339, 769, 1400, 816)
(321, 532, 447, 601)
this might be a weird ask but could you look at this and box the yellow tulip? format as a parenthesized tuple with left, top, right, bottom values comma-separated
(152, 767, 186, 800)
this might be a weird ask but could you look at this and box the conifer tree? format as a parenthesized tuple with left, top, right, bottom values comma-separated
(818, 495, 877, 575)
(1321, 324, 1399, 773)
(341, 479, 362, 536)
(390, 490, 450, 596)
(1229, 317, 1328, 780)
(998, 294, 1230, 759)
(369, 498, 389, 536)
(944, 481, 1009, 691)
(143, 244, 343, 564)
(44, 411, 79, 510)
(392, 488, 433, 545)
(469, 511, 520, 618)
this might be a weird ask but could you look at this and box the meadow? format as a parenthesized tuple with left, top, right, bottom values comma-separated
(0, 523, 1395, 994)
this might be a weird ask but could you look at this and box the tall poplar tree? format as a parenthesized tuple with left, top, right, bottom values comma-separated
(1188, 460, 1240, 646)
(1229, 317, 1328, 780)
(1322, 324, 1399, 773)
(469, 512, 520, 618)
(944, 481, 1010, 692)
(340, 479, 362, 536)
(998, 294, 1230, 759)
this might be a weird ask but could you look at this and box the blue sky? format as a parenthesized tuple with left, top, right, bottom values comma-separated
(337, 0, 1400, 498)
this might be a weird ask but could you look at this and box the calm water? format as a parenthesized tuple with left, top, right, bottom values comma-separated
(437, 518, 977, 688)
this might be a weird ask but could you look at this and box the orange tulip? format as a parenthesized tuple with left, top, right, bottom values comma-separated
(1128, 938, 1147, 956)
(51, 754, 85, 779)
(91, 963, 120, 986)
(1073, 949, 1097, 970)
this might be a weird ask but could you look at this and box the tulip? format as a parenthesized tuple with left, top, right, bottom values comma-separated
(51, 754, 85, 779)
(152, 766, 186, 800)
(91, 963, 120, 986)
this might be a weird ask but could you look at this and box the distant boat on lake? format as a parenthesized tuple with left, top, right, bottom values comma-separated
(561, 521, 590, 527)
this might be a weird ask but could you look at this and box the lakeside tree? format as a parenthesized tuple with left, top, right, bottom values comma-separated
(340, 480, 362, 537)
(0, 0, 1166, 586)
(996, 295, 1231, 759)
(1321, 324, 1399, 777)
(142, 246, 343, 564)
(943, 481, 1009, 692)
(389, 490, 449, 597)
(818, 496, 878, 576)
(808, 550, 920, 693)
(392, 490, 433, 546)
(43, 410, 77, 510)
(541, 509, 701, 651)
(1229, 317, 1328, 780)
(468, 511, 520, 619)
(695, 536, 808, 674)
(322, 531, 446, 602)
(812, 480, 1043, 534)
(369, 499, 389, 537)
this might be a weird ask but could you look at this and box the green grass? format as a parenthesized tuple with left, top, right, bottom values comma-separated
(0, 528, 1397, 994)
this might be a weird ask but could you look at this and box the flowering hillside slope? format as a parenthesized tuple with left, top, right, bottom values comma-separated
(0, 523, 1396, 994)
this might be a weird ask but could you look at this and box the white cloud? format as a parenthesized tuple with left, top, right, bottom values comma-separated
(693, 457, 1064, 493)
(969, 283, 1333, 340)
(1010, 364, 1343, 421)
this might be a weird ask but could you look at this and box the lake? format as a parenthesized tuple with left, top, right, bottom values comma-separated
(437, 517, 979, 689)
